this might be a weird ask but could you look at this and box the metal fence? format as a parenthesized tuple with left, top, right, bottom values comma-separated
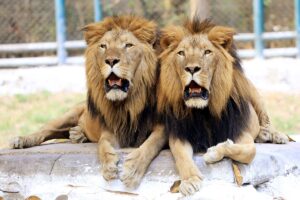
(0, 0, 299, 67)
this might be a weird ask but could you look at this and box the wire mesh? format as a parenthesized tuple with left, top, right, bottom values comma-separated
(0, 0, 296, 50)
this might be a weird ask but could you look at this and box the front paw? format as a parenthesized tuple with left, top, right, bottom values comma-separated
(179, 176, 202, 196)
(101, 152, 119, 181)
(69, 126, 88, 143)
(255, 126, 272, 143)
(203, 140, 233, 164)
(120, 149, 147, 189)
(9, 136, 39, 149)
(272, 131, 289, 144)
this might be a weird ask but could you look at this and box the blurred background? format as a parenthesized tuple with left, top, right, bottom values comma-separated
(0, 0, 299, 147)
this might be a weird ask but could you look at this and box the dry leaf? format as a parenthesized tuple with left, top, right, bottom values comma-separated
(232, 163, 243, 186)
(170, 180, 181, 193)
(288, 135, 296, 142)
(25, 196, 41, 200)
(41, 139, 71, 145)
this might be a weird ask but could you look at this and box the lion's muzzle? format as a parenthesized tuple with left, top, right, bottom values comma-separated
(105, 73, 130, 93)
(184, 81, 209, 100)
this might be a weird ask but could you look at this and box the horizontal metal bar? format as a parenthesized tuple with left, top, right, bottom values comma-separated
(0, 56, 85, 67)
(0, 47, 297, 68)
(234, 31, 296, 41)
(238, 47, 298, 58)
(0, 41, 86, 53)
(0, 31, 296, 53)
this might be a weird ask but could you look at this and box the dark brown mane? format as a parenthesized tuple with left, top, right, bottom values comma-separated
(184, 17, 215, 34)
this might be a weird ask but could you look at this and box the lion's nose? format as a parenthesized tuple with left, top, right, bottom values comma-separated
(105, 58, 120, 67)
(185, 66, 201, 75)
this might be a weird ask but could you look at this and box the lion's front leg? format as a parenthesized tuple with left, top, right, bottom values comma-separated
(69, 125, 88, 143)
(120, 125, 166, 188)
(98, 130, 119, 180)
(169, 135, 203, 196)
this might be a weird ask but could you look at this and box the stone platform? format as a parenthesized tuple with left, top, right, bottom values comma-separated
(0, 143, 300, 200)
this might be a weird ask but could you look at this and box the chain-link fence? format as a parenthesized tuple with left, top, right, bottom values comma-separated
(0, 0, 297, 59)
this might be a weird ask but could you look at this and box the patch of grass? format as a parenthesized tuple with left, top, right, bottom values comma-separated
(0, 92, 85, 148)
(0, 91, 299, 149)
(261, 92, 300, 134)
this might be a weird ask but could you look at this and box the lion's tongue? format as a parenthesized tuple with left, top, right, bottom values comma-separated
(108, 78, 122, 87)
(189, 87, 201, 94)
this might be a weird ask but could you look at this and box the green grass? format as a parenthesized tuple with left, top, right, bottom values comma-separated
(263, 92, 300, 135)
(0, 92, 85, 148)
(0, 91, 299, 148)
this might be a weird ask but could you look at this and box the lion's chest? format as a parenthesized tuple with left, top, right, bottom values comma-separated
(165, 98, 250, 152)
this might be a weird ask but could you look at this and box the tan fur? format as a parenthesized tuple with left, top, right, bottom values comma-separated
(81, 16, 166, 188)
(158, 19, 288, 196)
(10, 16, 166, 189)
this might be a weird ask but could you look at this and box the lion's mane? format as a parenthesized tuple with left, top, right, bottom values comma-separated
(83, 16, 158, 147)
(157, 18, 252, 151)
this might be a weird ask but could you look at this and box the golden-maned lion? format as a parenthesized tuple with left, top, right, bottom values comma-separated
(157, 18, 288, 195)
(10, 15, 166, 188)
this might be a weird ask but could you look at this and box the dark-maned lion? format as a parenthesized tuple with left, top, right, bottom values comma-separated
(10, 16, 166, 188)
(157, 18, 288, 195)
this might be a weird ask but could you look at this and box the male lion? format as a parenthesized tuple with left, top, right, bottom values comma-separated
(157, 18, 288, 195)
(10, 16, 166, 188)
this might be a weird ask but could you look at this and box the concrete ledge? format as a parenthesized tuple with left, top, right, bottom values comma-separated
(0, 143, 300, 199)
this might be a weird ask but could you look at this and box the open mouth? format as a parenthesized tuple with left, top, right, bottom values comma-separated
(105, 73, 129, 93)
(184, 81, 209, 100)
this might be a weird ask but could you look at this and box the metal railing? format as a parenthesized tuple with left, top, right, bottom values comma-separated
(0, 0, 299, 67)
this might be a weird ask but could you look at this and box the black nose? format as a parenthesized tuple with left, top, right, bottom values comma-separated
(185, 66, 201, 75)
(105, 58, 120, 67)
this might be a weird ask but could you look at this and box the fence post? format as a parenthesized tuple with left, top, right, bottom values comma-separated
(94, 0, 102, 22)
(55, 0, 67, 64)
(296, 0, 300, 57)
(253, 0, 264, 58)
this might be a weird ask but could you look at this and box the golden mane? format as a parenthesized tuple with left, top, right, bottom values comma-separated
(158, 18, 251, 119)
(83, 15, 157, 45)
(83, 16, 158, 146)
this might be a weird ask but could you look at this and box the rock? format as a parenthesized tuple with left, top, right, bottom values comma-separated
(0, 143, 299, 199)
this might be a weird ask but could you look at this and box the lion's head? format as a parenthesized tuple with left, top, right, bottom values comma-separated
(158, 19, 249, 118)
(83, 15, 157, 102)
(83, 16, 158, 138)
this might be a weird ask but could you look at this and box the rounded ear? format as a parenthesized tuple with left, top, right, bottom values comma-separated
(160, 26, 186, 50)
(132, 20, 158, 45)
(81, 22, 108, 45)
(208, 26, 236, 50)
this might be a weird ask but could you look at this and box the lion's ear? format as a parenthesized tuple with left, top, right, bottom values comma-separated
(82, 23, 107, 45)
(208, 26, 236, 50)
(160, 26, 185, 50)
(132, 21, 158, 45)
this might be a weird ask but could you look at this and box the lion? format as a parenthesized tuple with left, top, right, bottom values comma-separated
(10, 15, 166, 188)
(157, 18, 289, 196)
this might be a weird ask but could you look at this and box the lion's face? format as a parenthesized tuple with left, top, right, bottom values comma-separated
(96, 30, 145, 101)
(173, 35, 218, 108)
(84, 16, 157, 103)
(158, 20, 236, 116)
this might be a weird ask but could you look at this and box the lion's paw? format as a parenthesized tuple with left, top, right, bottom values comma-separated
(9, 136, 39, 149)
(272, 131, 289, 144)
(69, 126, 87, 143)
(101, 152, 119, 181)
(255, 126, 272, 143)
(120, 149, 146, 189)
(203, 146, 224, 164)
(179, 176, 202, 196)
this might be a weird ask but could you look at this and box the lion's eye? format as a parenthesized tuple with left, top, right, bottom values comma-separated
(125, 43, 134, 48)
(99, 44, 107, 49)
(177, 51, 185, 56)
(204, 49, 212, 55)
